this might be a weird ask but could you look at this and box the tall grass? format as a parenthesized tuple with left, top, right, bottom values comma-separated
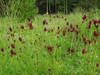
(0, 9, 100, 75)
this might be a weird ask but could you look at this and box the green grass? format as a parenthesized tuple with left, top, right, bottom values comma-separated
(0, 12, 100, 75)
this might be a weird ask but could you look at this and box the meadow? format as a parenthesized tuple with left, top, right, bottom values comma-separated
(0, 11, 100, 75)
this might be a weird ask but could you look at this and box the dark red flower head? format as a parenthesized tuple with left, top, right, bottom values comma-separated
(95, 25, 99, 28)
(65, 18, 67, 21)
(89, 21, 92, 26)
(68, 48, 70, 52)
(66, 22, 69, 25)
(82, 14, 87, 20)
(21, 25, 24, 29)
(56, 15, 59, 18)
(47, 46, 54, 52)
(9, 27, 12, 32)
(43, 20, 46, 25)
(46, 22, 48, 25)
(63, 30, 66, 36)
(43, 27, 47, 31)
(82, 49, 87, 54)
(75, 30, 79, 35)
(10, 50, 14, 55)
(11, 44, 15, 48)
(1, 48, 4, 52)
(82, 36, 86, 41)
(71, 48, 75, 53)
(29, 25, 33, 30)
(58, 26, 60, 30)
(48, 68, 51, 71)
(94, 31, 99, 38)
(96, 63, 99, 67)
(19, 37, 22, 41)
(70, 24, 73, 28)
(51, 29, 53, 32)
(10, 49, 16, 55)
(27, 18, 31, 22)
(87, 40, 91, 44)
(76, 24, 79, 29)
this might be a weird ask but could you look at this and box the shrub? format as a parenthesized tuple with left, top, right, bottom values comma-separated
(0, 0, 38, 21)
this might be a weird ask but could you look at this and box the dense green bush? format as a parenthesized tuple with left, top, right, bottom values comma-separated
(0, 0, 38, 21)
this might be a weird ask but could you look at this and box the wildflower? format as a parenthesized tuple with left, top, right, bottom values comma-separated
(76, 24, 79, 29)
(43, 27, 47, 31)
(1, 48, 4, 52)
(82, 49, 87, 54)
(63, 30, 66, 36)
(93, 20, 98, 25)
(66, 22, 69, 25)
(19, 37, 22, 41)
(22, 41, 25, 44)
(56, 15, 59, 18)
(21, 25, 24, 29)
(8, 46, 10, 48)
(71, 48, 75, 53)
(13, 40, 16, 43)
(68, 48, 70, 52)
(89, 21, 92, 26)
(82, 21, 84, 23)
(9, 27, 12, 32)
(27, 18, 31, 22)
(11, 44, 15, 48)
(68, 29, 70, 32)
(72, 27, 75, 31)
(44, 46, 46, 49)
(46, 22, 48, 25)
(56, 44, 60, 47)
(10, 50, 16, 55)
(95, 25, 99, 28)
(10, 50, 14, 55)
(51, 29, 53, 32)
(87, 40, 91, 44)
(57, 36, 59, 38)
(82, 14, 87, 20)
(11, 34, 14, 37)
(84, 41, 87, 46)
(82, 36, 86, 41)
(48, 68, 51, 71)
(75, 30, 79, 35)
(94, 31, 98, 38)
(62, 16, 63, 18)
(70, 24, 73, 28)
(50, 14, 51, 17)
(48, 30, 50, 33)
(43, 20, 46, 25)
(24, 5, 27, 8)
(47, 46, 54, 52)
(96, 63, 99, 67)
(88, 25, 91, 29)
(70, 30, 74, 32)
(58, 26, 60, 30)
(29, 25, 33, 30)
(65, 18, 67, 21)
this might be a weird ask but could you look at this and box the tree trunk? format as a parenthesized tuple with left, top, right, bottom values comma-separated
(49, 1, 51, 13)
(46, 0, 48, 14)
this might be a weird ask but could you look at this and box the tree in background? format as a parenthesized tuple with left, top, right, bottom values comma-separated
(37, 0, 100, 14)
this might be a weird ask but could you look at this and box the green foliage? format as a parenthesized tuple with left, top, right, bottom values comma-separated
(0, 11, 100, 75)
(0, 0, 38, 21)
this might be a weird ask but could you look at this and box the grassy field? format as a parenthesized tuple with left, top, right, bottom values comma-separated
(0, 12, 100, 75)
